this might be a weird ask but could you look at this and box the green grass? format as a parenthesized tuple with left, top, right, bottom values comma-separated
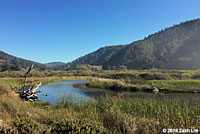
(0, 84, 200, 133)
(145, 80, 200, 91)
(86, 81, 114, 90)
(2, 69, 200, 80)
(83, 78, 200, 92)
(1, 69, 200, 133)
(108, 97, 199, 129)
(0, 76, 92, 91)
(0, 81, 21, 89)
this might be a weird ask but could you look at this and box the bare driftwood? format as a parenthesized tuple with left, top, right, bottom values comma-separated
(23, 64, 34, 92)
(17, 64, 42, 101)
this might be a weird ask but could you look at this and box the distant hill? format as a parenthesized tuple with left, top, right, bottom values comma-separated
(45, 62, 66, 69)
(0, 51, 46, 71)
(69, 19, 200, 70)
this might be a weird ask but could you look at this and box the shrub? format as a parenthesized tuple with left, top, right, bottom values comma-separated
(13, 117, 40, 134)
(51, 119, 107, 133)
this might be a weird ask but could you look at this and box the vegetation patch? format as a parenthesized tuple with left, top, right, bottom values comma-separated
(1, 69, 200, 133)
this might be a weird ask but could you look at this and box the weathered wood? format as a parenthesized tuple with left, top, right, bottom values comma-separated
(23, 64, 34, 91)
(28, 79, 34, 90)
(28, 94, 38, 100)
(17, 64, 42, 101)
(31, 82, 42, 91)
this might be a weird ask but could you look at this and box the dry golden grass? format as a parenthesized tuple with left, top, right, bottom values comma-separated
(1, 70, 200, 133)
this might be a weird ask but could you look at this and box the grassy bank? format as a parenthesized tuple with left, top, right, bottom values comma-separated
(0, 76, 92, 90)
(1, 69, 200, 133)
(2, 69, 200, 92)
(80, 77, 200, 93)
(0, 85, 199, 133)
(2, 69, 200, 80)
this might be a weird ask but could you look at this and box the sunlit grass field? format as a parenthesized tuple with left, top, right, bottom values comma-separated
(0, 69, 200, 133)
(144, 80, 200, 91)
(0, 85, 199, 133)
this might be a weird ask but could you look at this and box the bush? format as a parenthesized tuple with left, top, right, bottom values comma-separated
(13, 117, 40, 134)
(51, 119, 107, 133)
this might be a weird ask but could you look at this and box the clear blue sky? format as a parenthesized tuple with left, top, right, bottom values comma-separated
(0, 0, 200, 63)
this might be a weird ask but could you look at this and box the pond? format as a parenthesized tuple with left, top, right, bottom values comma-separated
(37, 80, 200, 104)
(37, 80, 107, 104)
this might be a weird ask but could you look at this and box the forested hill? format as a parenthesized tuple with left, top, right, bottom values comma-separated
(70, 19, 200, 70)
(0, 51, 46, 71)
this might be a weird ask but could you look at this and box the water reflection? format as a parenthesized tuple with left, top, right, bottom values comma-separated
(37, 80, 200, 104)
(37, 80, 90, 104)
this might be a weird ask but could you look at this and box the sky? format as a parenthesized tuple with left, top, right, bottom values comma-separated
(0, 0, 200, 63)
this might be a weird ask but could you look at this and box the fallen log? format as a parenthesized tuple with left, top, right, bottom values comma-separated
(16, 64, 42, 101)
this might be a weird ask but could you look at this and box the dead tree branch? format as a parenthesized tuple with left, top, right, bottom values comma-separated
(23, 64, 34, 91)
(17, 64, 42, 101)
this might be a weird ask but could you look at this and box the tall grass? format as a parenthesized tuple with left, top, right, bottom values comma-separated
(1, 69, 200, 133)
(0, 76, 92, 91)
(106, 96, 199, 129)
(84, 78, 200, 92)
(54, 95, 200, 133)
(0, 86, 107, 133)
(145, 80, 200, 91)
(0, 85, 199, 133)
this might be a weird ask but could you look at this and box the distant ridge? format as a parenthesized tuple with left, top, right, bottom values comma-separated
(69, 19, 200, 70)
(0, 51, 46, 70)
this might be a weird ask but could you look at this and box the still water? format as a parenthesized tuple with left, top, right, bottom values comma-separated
(37, 80, 200, 104)
(37, 80, 106, 104)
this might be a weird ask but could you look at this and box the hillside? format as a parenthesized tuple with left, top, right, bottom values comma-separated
(70, 19, 200, 70)
(0, 51, 46, 71)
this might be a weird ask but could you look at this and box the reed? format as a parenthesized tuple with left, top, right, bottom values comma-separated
(0, 86, 199, 133)
(1, 69, 200, 133)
